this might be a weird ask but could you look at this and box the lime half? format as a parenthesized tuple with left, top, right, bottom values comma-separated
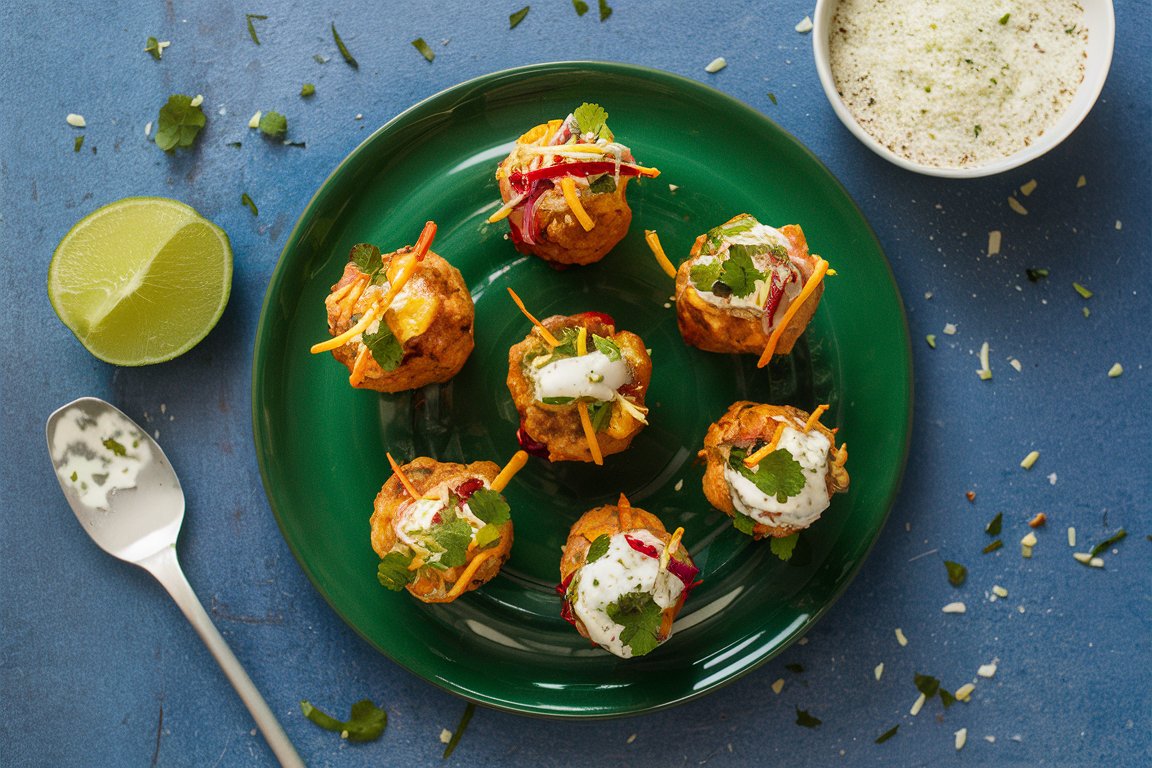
(48, 197, 233, 366)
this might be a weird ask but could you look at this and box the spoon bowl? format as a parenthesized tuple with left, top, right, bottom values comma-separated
(47, 397, 303, 768)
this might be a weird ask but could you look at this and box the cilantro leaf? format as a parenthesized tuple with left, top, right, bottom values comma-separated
(241, 193, 258, 216)
(607, 590, 663, 656)
(587, 173, 616, 194)
(939, 687, 957, 709)
(331, 23, 358, 68)
(350, 243, 382, 275)
(144, 37, 164, 60)
(586, 534, 610, 563)
(985, 512, 1003, 535)
(914, 673, 940, 698)
(944, 560, 967, 587)
(592, 334, 621, 361)
(732, 511, 757, 536)
(587, 400, 613, 432)
(720, 245, 767, 298)
(689, 260, 723, 293)
(362, 323, 404, 371)
(412, 37, 434, 62)
(474, 524, 502, 549)
(572, 102, 612, 140)
(785, 663, 804, 674)
(300, 699, 387, 742)
(300, 83, 316, 97)
(376, 551, 416, 591)
(442, 703, 475, 758)
(729, 447, 806, 503)
(102, 438, 127, 457)
(509, 6, 530, 29)
(598, 0, 613, 22)
(259, 111, 287, 138)
(549, 326, 581, 358)
(467, 489, 510, 527)
(705, 215, 757, 250)
(770, 533, 799, 562)
(1026, 267, 1049, 282)
(430, 519, 473, 568)
(1090, 528, 1127, 557)
(875, 724, 899, 744)
(795, 707, 821, 728)
(572, 0, 589, 15)
(155, 94, 206, 152)
(246, 14, 267, 45)
(73, 136, 85, 153)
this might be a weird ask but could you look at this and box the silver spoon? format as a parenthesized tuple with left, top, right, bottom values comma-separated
(46, 397, 304, 768)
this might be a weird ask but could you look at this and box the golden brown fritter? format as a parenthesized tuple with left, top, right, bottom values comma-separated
(370, 457, 512, 603)
(559, 502, 694, 647)
(699, 401, 849, 539)
(324, 250, 474, 392)
(506, 313, 652, 463)
(675, 221, 823, 356)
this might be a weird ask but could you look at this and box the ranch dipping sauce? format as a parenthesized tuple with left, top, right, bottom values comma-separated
(828, 0, 1088, 168)
(50, 406, 151, 510)
(725, 423, 833, 529)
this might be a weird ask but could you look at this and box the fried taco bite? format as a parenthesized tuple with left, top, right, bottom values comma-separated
(506, 290, 652, 465)
(488, 102, 660, 266)
(699, 401, 849, 540)
(372, 452, 527, 603)
(311, 221, 475, 392)
(557, 496, 699, 659)
(647, 215, 830, 366)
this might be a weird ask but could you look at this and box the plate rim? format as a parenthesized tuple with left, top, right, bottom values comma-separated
(251, 59, 914, 719)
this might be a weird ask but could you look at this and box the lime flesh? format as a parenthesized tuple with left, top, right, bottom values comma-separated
(48, 197, 232, 366)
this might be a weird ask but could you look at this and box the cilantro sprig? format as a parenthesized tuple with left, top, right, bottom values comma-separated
(155, 94, 206, 152)
(468, 488, 511, 549)
(770, 533, 799, 562)
(689, 247, 768, 299)
(362, 324, 403, 371)
(572, 102, 613, 140)
(300, 699, 387, 742)
(606, 589, 662, 656)
(728, 446, 806, 504)
(377, 551, 416, 591)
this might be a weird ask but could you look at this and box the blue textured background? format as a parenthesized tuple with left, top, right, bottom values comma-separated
(2, 2, 1149, 765)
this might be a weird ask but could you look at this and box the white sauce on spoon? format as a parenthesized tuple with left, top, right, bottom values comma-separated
(50, 407, 151, 511)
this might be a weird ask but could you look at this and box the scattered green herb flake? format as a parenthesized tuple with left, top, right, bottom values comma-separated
(939, 688, 957, 709)
(258, 110, 287, 138)
(412, 37, 435, 62)
(300, 699, 387, 742)
(795, 707, 822, 728)
(1073, 282, 1093, 299)
(241, 192, 258, 216)
(598, 0, 613, 22)
(474, 523, 502, 549)
(732, 511, 757, 536)
(573, 102, 612, 139)
(587, 173, 616, 194)
(986, 512, 1003, 536)
(729, 447, 806, 504)
(925, 334, 936, 349)
(154, 94, 207, 152)
(331, 23, 358, 68)
(944, 560, 967, 587)
(246, 14, 268, 45)
(587, 400, 613, 432)
(1026, 267, 1049, 282)
(509, 6, 530, 28)
(430, 517, 473, 568)
(592, 334, 621, 361)
(1090, 529, 1127, 557)
(974, 124, 982, 138)
(300, 82, 316, 97)
(606, 590, 662, 656)
(768, 92, 778, 105)
(689, 260, 724, 293)
(102, 438, 127, 456)
(227, 141, 242, 148)
(362, 324, 404, 371)
(70, 471, 78, 482)
(914, 673, 940, 698)
(144, 36, 164, 60)
(586, 534, 611, 563)
(572, 0, 589, 15)
(73, 135, 85, 152)
(770, 533, 799, 562)
(785, 663, 804, 674)
(1082, 306, 1091, 318)
(999, 13, 1011, 25)
(875, 725, 899, 744)
(442, 703, 475, 758)
(468, 489, 510, 527)
(719, 245, 767, 297)
(983, 539, 1003, 554)
(376, 551, 416, 590)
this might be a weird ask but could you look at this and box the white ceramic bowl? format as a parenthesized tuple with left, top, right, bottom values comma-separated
(812, 0, 1115, 178)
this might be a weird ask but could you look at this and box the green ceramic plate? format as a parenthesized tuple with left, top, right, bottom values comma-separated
(252, 62, 911, 718)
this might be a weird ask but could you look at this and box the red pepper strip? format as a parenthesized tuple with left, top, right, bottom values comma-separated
(508, 161, 656, 187)
(763, 272, 786, 329)
(666, 557, 700, 590)
(454, 478, 484, 501)
(577, 311, 615, 327)
(556, 572, 578, 626)
(555, 571, 574, 595)
(516, 423, 549, 458)
(624, 535, 659, 559)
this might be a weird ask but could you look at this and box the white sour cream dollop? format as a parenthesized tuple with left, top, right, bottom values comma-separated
(571, 529, 685, 658)
(392, 481, 488, 563)
(693, 223, 800, 320)
(724, 421, 832, 530)
(530, 351, 629, 403)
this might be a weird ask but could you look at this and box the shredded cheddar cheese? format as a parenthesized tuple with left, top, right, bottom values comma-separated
(743, 423, 787, 468)
(442, 548, 502, 600)
(659, 526, 686, 571)
(508, 287, 562, 347)
(338, 274, 371, 326)
(492, 450, 529, 492)
(311, 302, 382, 353)
(577, 401, 604, 466)
(803, 404, 830, 433)
(757, 258, 829, 367)
(386, 452, 421, 499)
(560, 177, 595, 231)
(645, 230, 677, 279)
(349, 346, 372, 386)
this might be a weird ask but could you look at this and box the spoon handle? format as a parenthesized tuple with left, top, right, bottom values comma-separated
(139, 547, 306, 768)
